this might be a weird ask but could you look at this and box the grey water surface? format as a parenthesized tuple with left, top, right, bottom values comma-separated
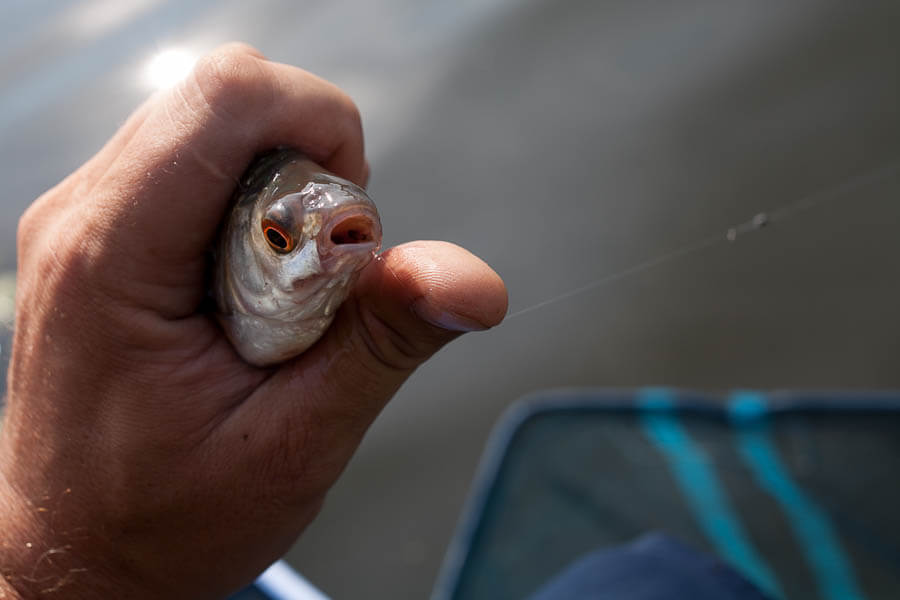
(1, 1, 899, 598)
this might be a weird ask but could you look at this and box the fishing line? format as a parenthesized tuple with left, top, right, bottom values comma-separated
(504, 158, 900, 321)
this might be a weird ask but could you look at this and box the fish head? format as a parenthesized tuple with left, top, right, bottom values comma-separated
(214, 150, 382, 365)
(248, 173, 381, 299)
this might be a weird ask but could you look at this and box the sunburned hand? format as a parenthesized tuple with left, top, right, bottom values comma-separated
(0, 43, 507, 599)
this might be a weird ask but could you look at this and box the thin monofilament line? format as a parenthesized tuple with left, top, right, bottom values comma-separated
(505, 158, 900, 321)
(504, 235, 721, 320)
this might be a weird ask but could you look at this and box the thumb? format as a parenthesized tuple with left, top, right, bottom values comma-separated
(229, 241, 506, 492)
(346, 240, 509, 368)
(313, 239, 507, 392)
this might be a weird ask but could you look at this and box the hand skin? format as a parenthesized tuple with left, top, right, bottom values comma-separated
(0, 43, 507, 599)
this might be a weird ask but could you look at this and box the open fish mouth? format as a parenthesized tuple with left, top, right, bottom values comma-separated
(319, 204, 382, 264)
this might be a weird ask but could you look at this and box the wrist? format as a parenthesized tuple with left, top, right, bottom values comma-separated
(0, 473, 48, 599)
(0, 572, 23, 600)
(0, 447, 147, 599)
(0, 468, 80, 598)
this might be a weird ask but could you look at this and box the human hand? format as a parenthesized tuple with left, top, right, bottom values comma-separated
(0, 43, 506, 599)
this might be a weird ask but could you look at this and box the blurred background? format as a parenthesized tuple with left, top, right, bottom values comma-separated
(1, 1, 899, 597)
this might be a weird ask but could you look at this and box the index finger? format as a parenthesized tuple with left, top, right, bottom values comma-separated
(89, 43, 366, 268)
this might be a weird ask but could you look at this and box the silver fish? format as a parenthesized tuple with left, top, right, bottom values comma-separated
(213, 149, 381, 366)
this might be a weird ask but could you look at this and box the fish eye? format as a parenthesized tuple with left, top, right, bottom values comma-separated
(261, 219, 294, 253)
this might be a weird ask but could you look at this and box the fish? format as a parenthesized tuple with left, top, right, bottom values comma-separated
(212, 148, 382, 366)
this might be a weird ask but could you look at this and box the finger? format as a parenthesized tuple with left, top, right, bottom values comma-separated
(229, 241, 507, 491)
(38, 44, 263, 204)
(79, 94, 155, 187)
(88, 43, 366, 272)
(77, 38, 276, 187)
(25, 94, 156, 225)
(215, 41, 267, 60)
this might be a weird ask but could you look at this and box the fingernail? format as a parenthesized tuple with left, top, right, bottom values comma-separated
(411, 298, 489, 332)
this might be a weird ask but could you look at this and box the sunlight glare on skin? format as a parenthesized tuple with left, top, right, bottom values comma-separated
(143, 48, 198, 90)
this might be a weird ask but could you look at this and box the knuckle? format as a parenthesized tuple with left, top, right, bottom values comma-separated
(339, 93, 363, 135)
(354, 300, 430, 372)
(17, 199, 66, 274)
(16, 186, 64, 257)
(216, 41, 266, 60)
(15, 177, 106, 314)
(331, 90, 364, 154)
(189, 47, 272, 122)
(16, 203, 41, 256)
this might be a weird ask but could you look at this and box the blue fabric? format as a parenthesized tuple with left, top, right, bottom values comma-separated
(527, 533, 773, 600)
(228, 585, 271, 600)
(731, 391, 866, 600)
(638, 389, 783, 598)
